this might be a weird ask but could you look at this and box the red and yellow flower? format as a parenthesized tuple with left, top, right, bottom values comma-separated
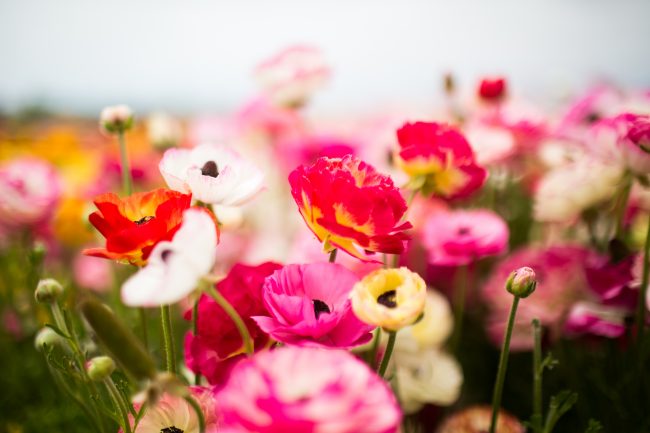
(395, 121, 487, 200)
(289, 155, 411, 261)
(83, 188, 192, 266)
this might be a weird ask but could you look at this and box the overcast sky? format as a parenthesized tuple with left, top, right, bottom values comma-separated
(1, 0, 649, 115)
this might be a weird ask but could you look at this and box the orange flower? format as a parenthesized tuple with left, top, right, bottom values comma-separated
(83, 188, 192, 266)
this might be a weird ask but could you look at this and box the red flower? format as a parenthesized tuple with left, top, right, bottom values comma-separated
(289, 155, 411, 261)
(183, 262, 282, 385)
(83, 188, 192, 266)
(478, 77, 507, 102)
(396, 121, 487, 200)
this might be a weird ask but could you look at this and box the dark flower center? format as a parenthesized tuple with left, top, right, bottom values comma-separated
(201, 160, 219, 178)
(312, 299, 331, 319)
(134, 216, 155, 225)
(161, 427, 184, 433)
(160, 249, 173, 262)
(584, 112, 601, 124)
(377, 290, 397, 308)
(457, 226, 470, 236)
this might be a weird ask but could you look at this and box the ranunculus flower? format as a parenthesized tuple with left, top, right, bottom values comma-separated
(0, 158, 62, 228)
(400, 289, 453, 349)
(83, 188, 192, 266)
(464, 123, 515, 165)
(255, 45, 330, 108)
(289, 155, 411, 262)
(184, 262, 282, 385)
(73, 253, 113, 293)
(147, 111, 183, 150)
(99, 104, 134, 135)
(351, 267, 427, 331)
(252, 263, 374, 348)
(478, 77, 507, 103)
(121, 208, 218, 307)
(437, 405, 525, 433)
(395, 121, 487, 200)
(422, 209, 509, 266)
(620, 113, 650, 174)
(217, 347, 402, 433)
(564, 301, 626, 338)
(160, 144, 264, 206)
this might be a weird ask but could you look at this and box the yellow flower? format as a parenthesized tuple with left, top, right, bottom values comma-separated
(351, 267, 427, 331)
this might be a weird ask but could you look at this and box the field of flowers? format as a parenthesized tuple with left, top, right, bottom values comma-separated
(1, 46, 649, 433)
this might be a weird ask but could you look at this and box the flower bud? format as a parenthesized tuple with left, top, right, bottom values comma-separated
(34, 327, 67, 352)
(86, 356, 116, 381)
(99, 104, 134, 135)
(478, 77, 507, 103)
(34, 278, 64, 304)
(505, 267, 537, 298)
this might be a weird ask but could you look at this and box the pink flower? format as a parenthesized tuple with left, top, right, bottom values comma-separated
(422, 209, 509, 266)
(482, 246, 593, 350)
(564, 302, 626, 339)
(255, 45, 331, 108)
(620, 114, 650, 174)
(217, 347, 401, 433)
(184, 262, 281, 385)
(478, 77, 507, 103)
(252, 263, 374, 348)
(0, 158, 62, 228)
(73, 253, 113, 293)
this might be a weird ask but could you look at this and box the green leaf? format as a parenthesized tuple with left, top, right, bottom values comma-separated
(585, 419, 603, 433)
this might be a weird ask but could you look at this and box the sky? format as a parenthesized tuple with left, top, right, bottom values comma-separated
(1, 0, 649, 115)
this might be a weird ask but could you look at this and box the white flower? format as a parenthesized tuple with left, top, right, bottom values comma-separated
(159, 144, 264, 206)
(400, 289, 453, 349)
(121, 209, 217, 307)
(465, 124, 515, 165)
(147, 112, 183, 150)
(99, 104, 134, 134)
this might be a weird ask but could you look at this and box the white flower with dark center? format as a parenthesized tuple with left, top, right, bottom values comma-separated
(160, 144, 264, 206)
(121, 209, 217, 307)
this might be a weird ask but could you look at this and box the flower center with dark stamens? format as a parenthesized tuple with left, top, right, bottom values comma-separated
(160, 249, 173, 262)
(457, 226, 470, 236)
(161, 427, 184, 433)
(312, 299, 331, 319)
(134, 216, 155, 225)
(201, 160, 219, 178)
(377, 290, 397, 308)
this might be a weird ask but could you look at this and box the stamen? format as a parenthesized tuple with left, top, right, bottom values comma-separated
(201, 160, 219, 178)
(134, 216, 155, 225)
(312, 299, 331, 319)
(377, 290, 397, 308)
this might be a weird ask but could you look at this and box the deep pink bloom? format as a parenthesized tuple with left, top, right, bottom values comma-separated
(564, 302, 626, 339)
(620, 114, 650, 174)
(252, 263, 374, 348)
(184, 262, 282, 385)
(395, 122, 487, 200)
(422, 210, 509, 266)
(478, 77, 507, 102)
(584, 254, 638, 310)
(217, 347, 402, 433)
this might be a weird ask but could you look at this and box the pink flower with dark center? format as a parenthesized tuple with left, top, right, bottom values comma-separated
(217, 346, 402, 433)
(422, 209, 509, 266)
(252, 263, 374, 348)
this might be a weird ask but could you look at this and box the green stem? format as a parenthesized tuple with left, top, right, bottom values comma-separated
(192, 297, 202, 385)
(489, 295, 520, 433)
(367, 327, 381, 368)
(636, 212, 650, 342)
(532, 319, 543, 433)
(184, 394, 206, 433)
(205, 285, 253, 356)
(377, 330, 397, 378)
(614, 172, 633, 239)
(160, 305, 177, 374)
(138, 307, 149, 351)
(105, 377, 132, 433)
(451, 264, 468, 352)
(328, 248, 338, 263)
(117, 131, 133, 196)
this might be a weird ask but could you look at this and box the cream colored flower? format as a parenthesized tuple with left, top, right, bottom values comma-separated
(350, 267, 426, 331)
(400, 289, 453, 349)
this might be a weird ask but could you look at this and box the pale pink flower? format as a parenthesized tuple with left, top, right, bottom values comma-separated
(217, 346, 401, 433)
(73, 253, 113, 293)
(0, 158, 62, 228)
(99, 104, 134, 134)
(564, 302, 626, 338)
(464, 123, 515, 165)
(422, 209, 509, 266)
(619, 114, 650, 175)
(255, 45, 330, 108)
(159, 144, 264, 206)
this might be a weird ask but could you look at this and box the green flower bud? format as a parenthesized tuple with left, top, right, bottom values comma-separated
(34, 279, 64, 304)
(34, 327, 67, 352)
(506, 267, 537, 298)
(86, 356, 116, 381)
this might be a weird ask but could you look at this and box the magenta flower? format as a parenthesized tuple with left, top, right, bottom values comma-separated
(252, 263, 374, 348)
(217, 346, 401, 433)
(422, 209, 509, 266)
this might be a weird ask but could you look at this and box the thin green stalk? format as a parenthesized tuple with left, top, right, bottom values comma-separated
(105, 377, 132, 433)
(377, 330, 397, 378)
(192, 297, 202, 385)
(489, 295, 520, 433)
(636, 212, 650, 342)
(614, 172, 633, 239)
(367, 327, 381, 368)
(451, 264, 468, 352)
(117, 131, 133, 196)
(184, 394, 206, 433)
(532, 319, 543, 433)
(160, 305, 177, 374)
(205, 285, 253, 356)
(138, 307, 149, 351)
(329, 248, 338, 263)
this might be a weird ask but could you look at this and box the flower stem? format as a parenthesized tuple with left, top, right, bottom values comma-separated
(367, 327, 381, 368)
(614, 172, 633, 239)
(489, 295, 520, 433)
(117, 131, 133, 196)
(377, 330, 397, 378)
(105, 377, 132, 433)
(328, 248, 338, 263)
(138, 307, 149, 351)
(636, 212, 650, 342)
(184, 394, 206, 433)
(192, 297, 202, 385)
(532, 318, 543, 433)
(451, 264, 468, 353)
(160, 305, 176, 374)
(205, 285, 253, 356)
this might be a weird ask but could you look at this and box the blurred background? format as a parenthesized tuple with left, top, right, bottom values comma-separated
(1, 0, 650, 115)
